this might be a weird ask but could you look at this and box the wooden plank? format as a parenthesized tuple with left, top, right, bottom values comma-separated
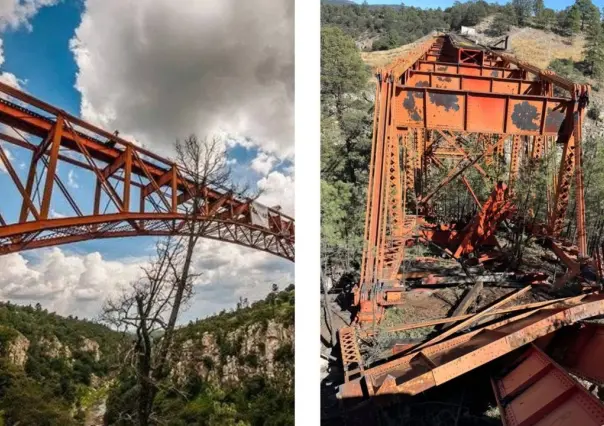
(443, 278, 484, 328)
(360, 296, 578, 337)
(412, 285, 532, 351)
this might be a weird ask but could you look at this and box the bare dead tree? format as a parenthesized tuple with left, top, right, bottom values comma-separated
(102, 134, 258, 426)
(154, 135, 258, 376)
(101, 237, 193, 426)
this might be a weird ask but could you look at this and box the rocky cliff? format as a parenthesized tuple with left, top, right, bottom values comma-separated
(172, 318, 294, 386)
(105, 286, 295, 426)
(0, 302, 123, 425)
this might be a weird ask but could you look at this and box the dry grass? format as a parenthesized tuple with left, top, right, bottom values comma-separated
(508, 27, 585, 69)
(360, 33, 437, 69)
(359, 24, 585, 73)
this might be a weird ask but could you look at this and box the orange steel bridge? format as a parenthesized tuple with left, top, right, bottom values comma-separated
(0, 81, 294, 260)
(355, 33, 590, 323)
(331, 33, 604, 425)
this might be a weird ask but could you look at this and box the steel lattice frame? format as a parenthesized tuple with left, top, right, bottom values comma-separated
(355, 33, 590, 322)
(0, 81, 294, 260)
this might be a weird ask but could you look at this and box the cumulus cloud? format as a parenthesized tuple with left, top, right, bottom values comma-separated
(257, 171, 294, 216)
(70, 0, 294, 159)
(182, 239, 293, 322)
(250, 151, 278, 176)
(0, 249, 143, 318)
(0, 0, 57, 31)
(0, 242, 293, 321)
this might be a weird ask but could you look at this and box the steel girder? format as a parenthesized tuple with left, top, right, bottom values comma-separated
(0, 81, 294, 260)
(492, 344, 604, 426)
(355, 34, 589, 324)
(338, 293, 604, 401)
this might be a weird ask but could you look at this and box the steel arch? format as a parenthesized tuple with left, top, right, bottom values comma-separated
(0, 81, 294, 261)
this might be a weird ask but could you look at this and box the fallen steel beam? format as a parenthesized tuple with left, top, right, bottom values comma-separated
(359, 296, 580, 337)
(492, 344, 604, 426)
(549, 322, 604, 386)
(338, 294, 604, 400)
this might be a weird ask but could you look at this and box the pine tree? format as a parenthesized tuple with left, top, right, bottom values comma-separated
(321, 26, 369, 117)
(512, 0, 534, 25)
(566, 6, 582, 35)
(533, 0, 544, 19)
(584, 18, 604, 78)
(539, 8, 557, 30)
(574, 0, 600, 30)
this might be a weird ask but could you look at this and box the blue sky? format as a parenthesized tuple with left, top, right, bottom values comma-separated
(1, 1, 143, 263)
(0, 0, 295, 321)
(355, 0, 604, 11)
(2, 0, 82, 115)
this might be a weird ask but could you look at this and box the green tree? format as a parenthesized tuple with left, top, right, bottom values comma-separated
(512, 0, 534, 25)
(321, 26, 369, 117)
(533, 0, 544, 19)
(584, 16, 604, 78)
(574, 0, 600, 30)
(490, 13, 513, 36)
(566, 6, 582, 35)
(539, 8, 557, 30)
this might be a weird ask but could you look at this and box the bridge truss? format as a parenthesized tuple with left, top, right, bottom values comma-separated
(355, 33, 591, 323)
(331, 34, 604, 422)
(0, 81, 294, 260)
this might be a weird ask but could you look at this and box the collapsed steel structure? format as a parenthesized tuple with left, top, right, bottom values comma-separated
(336, 33, 604, 423)
(355, 33, 591, 323)
(0, 81, 294, 260)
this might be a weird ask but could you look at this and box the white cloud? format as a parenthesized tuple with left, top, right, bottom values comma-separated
(49, 209, 66, 219)
(250, 151, 277, 176)
(67, 169, 79, 189)
(70, 0, 293, 160)
(0, 0, 57, 31)
(0, 242, 293, 322)
(182, 239, 293, 322)
(257, 171, 294, 216)
(0, 249, 143, 318)
(0, 71, 22, 89)
(0, 0, 296, 323)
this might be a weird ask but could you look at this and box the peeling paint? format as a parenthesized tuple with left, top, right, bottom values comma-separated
(428, 92, 460, 112)
(511, 102, 540, 131)
(415, 81, 430, 88)
(436, 76, 453, 83)
(491, 70, 499, 78)
(437, 66, 447, 72)
(545, 107, 566, 133)
(403, 91, 422, 121)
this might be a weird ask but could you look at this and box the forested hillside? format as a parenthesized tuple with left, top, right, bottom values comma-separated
(321, 0, 604, 282)
(0, 302, 124, 425)
(105, 285, 295, 426)
(0, 285, 294, 426)
(322, 0, 604, 58)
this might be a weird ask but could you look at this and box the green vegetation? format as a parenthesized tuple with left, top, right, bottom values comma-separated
(321, 26, 373, 273)
(322, 0, 604, 59)
(321, 0, 604, 278)
(105, 286, 295, 426)
(179, 284, 294, 340)
(0, 302, 124, 425)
